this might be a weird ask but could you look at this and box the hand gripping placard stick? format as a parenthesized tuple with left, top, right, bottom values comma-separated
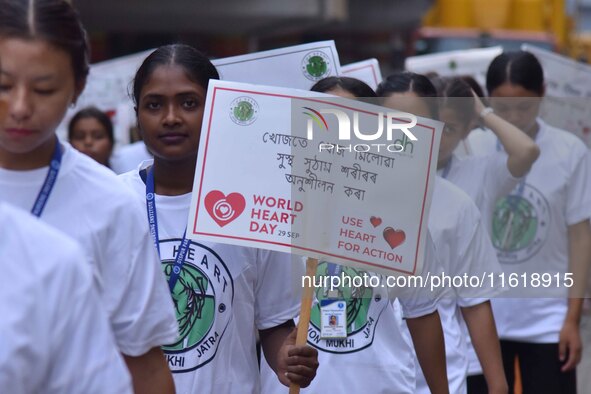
(289, 257, 319, 394)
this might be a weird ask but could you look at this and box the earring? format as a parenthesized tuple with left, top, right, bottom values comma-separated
(70, 102, 76, 109)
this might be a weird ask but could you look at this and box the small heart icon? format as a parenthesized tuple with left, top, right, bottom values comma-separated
(383, 227, 405, 249)
(370, 216, 382, 228)
(204, 190, 246, 227)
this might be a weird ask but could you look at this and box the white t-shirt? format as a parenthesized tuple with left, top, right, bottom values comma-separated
(110, 141, 153, 174)
(259, 223, 445, 393)
(0, 203, 132, 394)
(411, 177, 504, 393)
(468, 120, 591, 342)
(0, 143, 178, 356)
(438, 151, 520, 233)
(119, 163, 302, 394)
(439, 148, 520, 375)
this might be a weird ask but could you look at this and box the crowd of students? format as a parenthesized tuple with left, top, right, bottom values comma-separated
(1, 0, 590, 393)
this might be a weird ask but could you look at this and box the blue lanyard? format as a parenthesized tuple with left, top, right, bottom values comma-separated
(321, 262, 343, 304)
(440, 156, 453, 179)
(327, 262, 341, 277)
(31, 140, 62, 217)
(145, 167, 191, 292)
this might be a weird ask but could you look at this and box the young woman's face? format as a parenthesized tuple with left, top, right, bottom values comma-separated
(69, 117, 113, 166)
(489, 82, 542, 135)
(137, 65, 206, 163)
(0, 38, 78, 155)
(438, 107, 469, 168)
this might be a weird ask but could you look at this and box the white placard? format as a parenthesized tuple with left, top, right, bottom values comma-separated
(405, 46, 503, 89)
(187, 80, 442, 276)
(212, 41, 341, 90)
(57, 49, 155, 148)
(523, 44, 591, 147)
(341, 58, 383, 90)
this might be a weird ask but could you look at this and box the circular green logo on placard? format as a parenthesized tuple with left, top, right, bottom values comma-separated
(491, 183, 550, 263)
(302, 51, 331, 81)
(448, 59, 458, 71)
(229, 96, 258, 125)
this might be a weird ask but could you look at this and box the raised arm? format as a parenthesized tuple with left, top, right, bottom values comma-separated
(474, 93, 540, 177)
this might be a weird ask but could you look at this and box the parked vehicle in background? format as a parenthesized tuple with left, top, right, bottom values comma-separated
(417, 0, 570, 55)
(413, 27, 556, 55)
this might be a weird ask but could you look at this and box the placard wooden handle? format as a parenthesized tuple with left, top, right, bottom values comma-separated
(288, 257, 318, 394)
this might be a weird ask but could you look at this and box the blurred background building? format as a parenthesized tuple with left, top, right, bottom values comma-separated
(75, 0, 591, 73)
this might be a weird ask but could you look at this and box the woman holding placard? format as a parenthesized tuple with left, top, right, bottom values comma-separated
(377, 72, 510, 394)
(468, 51, 591, 394)
(260, 75, 498, 394)
(118, 43, 318, 394)
(262, 76, 449, 394)
(0, 1, 178, 393)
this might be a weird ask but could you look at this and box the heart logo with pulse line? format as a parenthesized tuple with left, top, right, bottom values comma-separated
(383, 227, 406, 249)
(204, 190, 246, 227)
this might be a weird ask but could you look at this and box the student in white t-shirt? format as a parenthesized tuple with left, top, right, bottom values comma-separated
(68, 106, 115, 168)
(119, 44, 319, 394)
(378, 72, 509, 394)
(429, 75, 540, 392)
(0, 1, 178, 393)
(0, 202, 132, 394)
(468, 50, 591, 394)
(260, 175, 498, 394)
(258, 76, 450, 394)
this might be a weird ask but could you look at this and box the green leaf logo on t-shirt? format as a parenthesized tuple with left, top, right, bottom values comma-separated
(158, 240, 234, 373)
(491, 183, 550, 263)
(307, 262, 388, 354)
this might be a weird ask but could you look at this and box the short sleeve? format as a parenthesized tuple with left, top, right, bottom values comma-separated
(453, 205, 505, 307)
(484, 152, 522, 203)
(48, 243, 132, 394)
(102, 197, 179, 356)
(396, 234, 443, 319)
(254, 251, 303, 330)
(566, 149, 591, 225)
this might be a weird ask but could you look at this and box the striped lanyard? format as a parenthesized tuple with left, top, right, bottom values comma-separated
(145, 166, 190, 292)
(31, 140, 62, 217)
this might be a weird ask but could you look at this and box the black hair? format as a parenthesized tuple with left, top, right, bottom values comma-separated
(486, 51, 544, 95)
(377, 71, 439, 118)
(311, 76, 377, 98)
(424, 71, 443, 93)
(132, 44, 219, 109)
(0, 0, 89, 87)
(460, 75, 485, 98)
(68, 106, 114, 145)
(437, 77, 476, 127)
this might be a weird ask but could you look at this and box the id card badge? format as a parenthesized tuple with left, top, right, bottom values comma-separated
(320, 299, 347, 339)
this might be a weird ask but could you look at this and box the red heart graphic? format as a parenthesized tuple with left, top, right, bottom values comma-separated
(383, 227, 405, 249)
(204, 190, 246, 227)
(370, 216, 382, 228)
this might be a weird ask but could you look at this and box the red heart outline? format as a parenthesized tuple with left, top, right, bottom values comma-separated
(204, 190, 246, 227)
(383, 227, 405, 249)
(370, 216, 382, 228)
